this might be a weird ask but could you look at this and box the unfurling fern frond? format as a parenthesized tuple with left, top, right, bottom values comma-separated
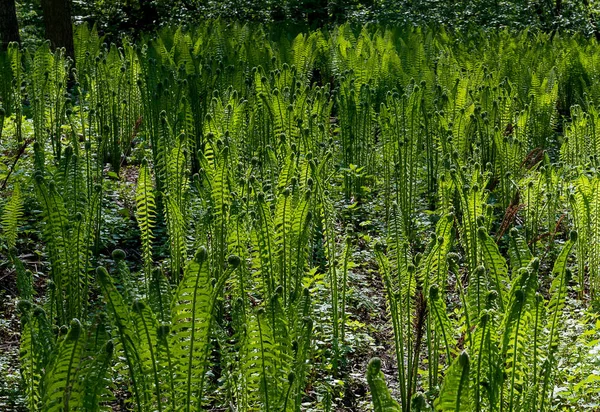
(366, 357, 402, 412)
(242, 308, 280, 410)
(501, 281, 533, 412)
(148, 268, 172, 323)
(546, 231, 576, 354)
(135, 159, 156, 286)
(291, 315, 313, 411)
(411, 392, 431, 411)
(169, 247, 236, 410)
(418, 213, 454, 291)
(10, 248, 33, 300)
(165, 195, 187, 281)
(538, 232, 576, 409)
(508, 227, 533, 273)
(42, 319, 85, 412)
(2, 183, 23, 249)
(471, 310, 502, 412)
(131, 300, 165, 412)
(468, 265, 488, 324)
(434, 351, 471, 412)
(97, 266, 149, 412)
(429, 285, 457, 360)
(19, 302, 54, 411)
(77, 340, 115, 412)
(477, 227, 509, 312)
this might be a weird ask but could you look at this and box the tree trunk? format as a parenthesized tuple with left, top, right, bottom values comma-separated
(41, 0, 74, 58)
(0, 0, 20, 50)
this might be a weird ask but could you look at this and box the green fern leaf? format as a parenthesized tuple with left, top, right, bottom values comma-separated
(435, 351, 471, 412)
(546, 231, 576, 354)
(429, 285, 457, 360)
(135, 160, 157, 284)
(169, 246, 232, 410)
(1, 183, 23, 249)
(366, 357, 402, 412)
(42, 319, 85, 412)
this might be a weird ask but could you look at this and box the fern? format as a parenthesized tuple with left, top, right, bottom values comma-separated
(471, 310, 502, 412)
(501, 277, 534, 412)
(42, 319, 85, 412)
(148, 268, 172, 323)
(538, 232, 577, 410)
(2, 183, 23, 249)
(477, 227, 509, 311)
(241, 308, 279, 410)
(169, 247, 236, 410)
(97, 266, 149, 411)
(131, 300, 165, 412)
(508, 228, 533, 273)
(367, 357, 402, 412)
(77, 340, 115, 412)
(434, 351, 471, 412)
(136, 159, 157, 286)
(429, 285, 456, 361)
(546, 231, 576, 353)
(19, 302, 54, 411)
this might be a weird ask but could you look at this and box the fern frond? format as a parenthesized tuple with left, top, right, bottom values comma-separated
(435, 351, 471, 412)
(471, 310, 502, 411)
(508, 228, 533, 273)
(148, 268, 172, 323)
(242, 308, 280, 410)
(131, 300, 165, 412)
(97, 267, 149, 412)
(2, 183, 23, 249)
(75, 340, 115, 412)
(429, 285, 457, 360)
(366, 357, 402, 412)
(19, 303, 54, 411)
(169, 246, 234, 410)
(42, 319, 85, 412)
(136, 159, 156, 285)
(477, 227, 509, 312)
(546, 231, 576, 354)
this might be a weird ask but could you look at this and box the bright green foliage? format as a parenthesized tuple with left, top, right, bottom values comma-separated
(42, 319, 85, 411)
(2, 183, 23, 249)
(135, 160, 156, 285)
(419, 214, 454, 290)
(571, 176, 600, 300)
(546, 232, 577, 354)
(429, 285, 456, 360)
(76, 340, 115, 412)
(367, 357, 402, 412)
(6, 21, 600, 412)
(470, 311, 502, 411)
(97, 266, 150, 411)
(18, 302, 114, 412)
(19, 302, 53, 411)
(477, 226, 509, 311)
(434, 351, 471, 412)
(169, 246, 225, 409)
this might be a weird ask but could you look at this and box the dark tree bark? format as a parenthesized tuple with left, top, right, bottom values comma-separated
(0, 0, 20, 50)
(41, 0, 74, 58)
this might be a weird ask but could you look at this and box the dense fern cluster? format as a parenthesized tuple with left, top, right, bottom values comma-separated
(2, 22, 600, 410)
